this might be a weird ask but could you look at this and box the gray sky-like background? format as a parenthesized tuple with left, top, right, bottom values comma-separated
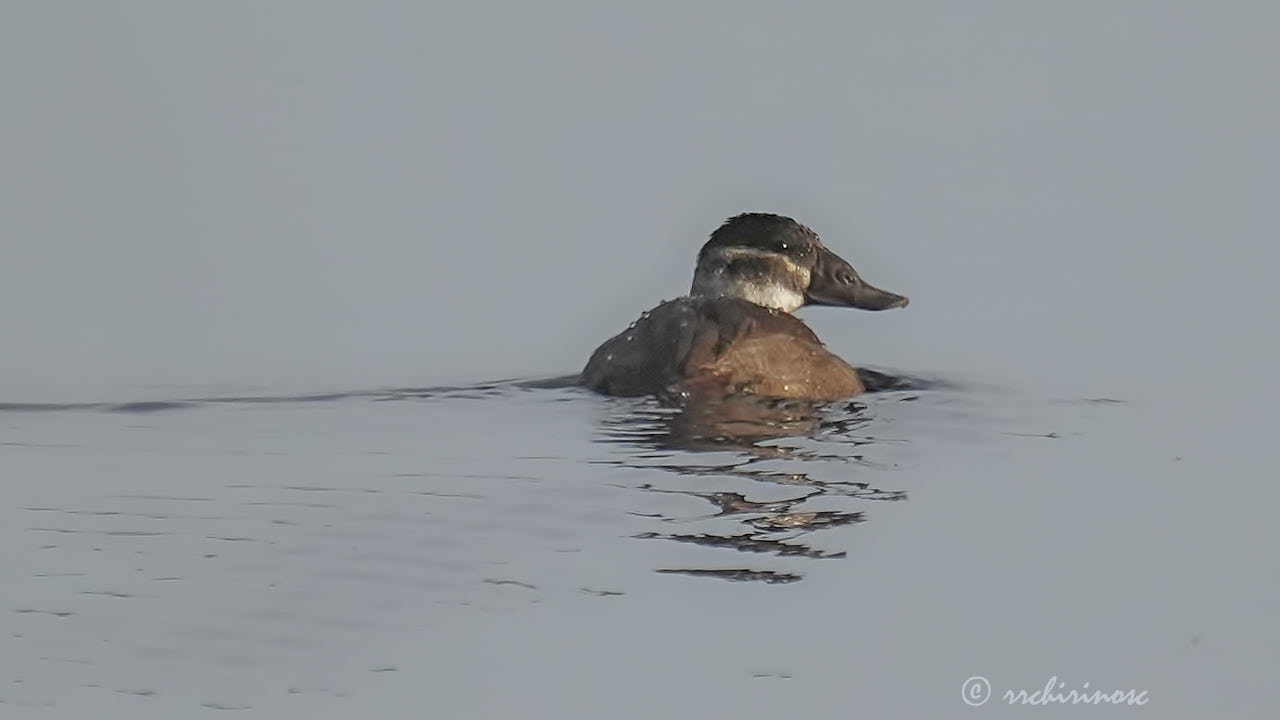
(3, 2, 1276, 401)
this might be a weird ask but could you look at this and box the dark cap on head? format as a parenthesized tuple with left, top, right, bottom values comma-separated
(700, 213, 821, 261)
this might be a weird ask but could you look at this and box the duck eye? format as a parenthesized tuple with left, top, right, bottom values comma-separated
(837, 271, 855, 284)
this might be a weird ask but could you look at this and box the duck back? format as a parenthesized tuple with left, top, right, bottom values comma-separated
(581, 297, 862, 400)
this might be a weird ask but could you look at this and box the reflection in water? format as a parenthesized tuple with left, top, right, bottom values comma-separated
(2, 374, 920, 592)
(596, 391, 913, 583)
(656, 568, 804, 584)
(5, 372, 1106, 713)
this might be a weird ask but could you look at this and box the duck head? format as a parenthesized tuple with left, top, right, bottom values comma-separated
(690, 213, 909, 313)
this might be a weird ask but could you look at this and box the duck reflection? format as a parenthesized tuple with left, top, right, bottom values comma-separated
(597, 390, 911, 584)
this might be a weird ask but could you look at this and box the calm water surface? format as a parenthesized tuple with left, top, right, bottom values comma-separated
(3, 377, 1273, 718)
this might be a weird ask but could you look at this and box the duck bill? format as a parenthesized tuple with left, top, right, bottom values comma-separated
(805, 247, 909, 310)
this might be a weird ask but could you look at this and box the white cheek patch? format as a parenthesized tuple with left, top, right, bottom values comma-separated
(691, 247, 810, 312)
(694, 271, 806, 312)
(736, 282, 805, 313)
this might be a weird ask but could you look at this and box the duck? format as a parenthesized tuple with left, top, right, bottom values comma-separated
(581, 212, 908, 401)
